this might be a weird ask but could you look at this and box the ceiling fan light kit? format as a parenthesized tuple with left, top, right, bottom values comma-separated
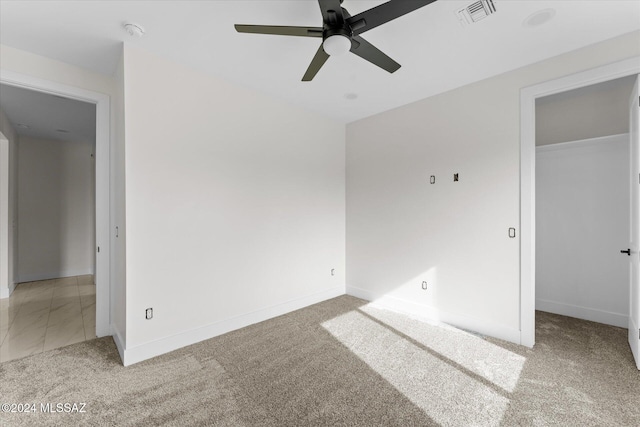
(235, 0, 437, 81)
(323, 34, 351, 56)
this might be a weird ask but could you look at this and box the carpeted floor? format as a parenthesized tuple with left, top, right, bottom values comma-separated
(0, 295, 638, 426)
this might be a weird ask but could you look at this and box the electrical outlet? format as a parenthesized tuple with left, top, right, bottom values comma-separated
(145, 308, 153, 320)
(421, 281, 428, 290)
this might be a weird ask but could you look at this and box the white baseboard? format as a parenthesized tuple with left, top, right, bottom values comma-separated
(111, 325, 125, 365)
(122, 286, 346, 367)
(536, 298, 627, 328)
(346, 285, 520, 345)
(0, 281, 16, 299)
(629, 316, 639, 370)
(18, 269, 93, 284)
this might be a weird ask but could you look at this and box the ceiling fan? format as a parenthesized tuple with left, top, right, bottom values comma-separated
(235, 0, 437, 81)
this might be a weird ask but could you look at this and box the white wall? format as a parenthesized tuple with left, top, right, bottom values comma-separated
(536, 134, 629, 327)
(121, 45, 345, 364)
(0, 107, 18, 298)
(18, 136, 94, 282)
(346, 31, 640, 343)
(536, 76, 635, 146)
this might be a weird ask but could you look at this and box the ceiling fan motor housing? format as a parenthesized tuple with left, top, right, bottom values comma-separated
(324, 26, 352, 42)
(323, 7, 352, 41)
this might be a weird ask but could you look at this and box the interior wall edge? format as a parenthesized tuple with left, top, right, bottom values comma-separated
(111, 324, 126, 365)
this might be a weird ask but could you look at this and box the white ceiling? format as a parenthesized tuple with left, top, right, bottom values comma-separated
(0, 84, 96, 144)
(0, 0, 639, 123)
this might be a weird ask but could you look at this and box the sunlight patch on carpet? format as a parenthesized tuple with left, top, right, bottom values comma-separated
(358, 305, 526, 393)
(322, 309, 514, 427)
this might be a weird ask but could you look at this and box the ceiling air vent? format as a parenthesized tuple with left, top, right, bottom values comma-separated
(457, 0, 497, 26)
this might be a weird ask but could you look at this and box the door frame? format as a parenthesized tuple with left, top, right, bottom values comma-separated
(520, 56, 640, 347)
(0, 69, 112, 337)
(0, 132, 9, 298)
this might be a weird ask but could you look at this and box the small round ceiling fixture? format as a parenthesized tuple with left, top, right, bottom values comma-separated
(344, 93, 358, 100)
(523, 9, 556, 28)
(323, 35, 351, 56)
(124, 23, 145, 37)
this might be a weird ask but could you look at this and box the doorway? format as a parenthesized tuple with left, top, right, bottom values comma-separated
(534, 76, 634, 329)
(0, 70, 111, 362)
(0, 84, 97, 362)
(520, 56, 640, 352)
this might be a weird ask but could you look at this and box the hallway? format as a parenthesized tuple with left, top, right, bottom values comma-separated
(0, 275, 95, 363)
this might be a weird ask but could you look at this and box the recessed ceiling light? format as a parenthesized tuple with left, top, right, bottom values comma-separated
(123, 22, 145, 37)
(344, 93, 358, 100)
(523, 9, 556, 28)
(16, 123, 30, 129)
(55, 129, 70, 133)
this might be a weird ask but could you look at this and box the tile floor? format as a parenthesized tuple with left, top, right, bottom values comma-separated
(0, 275, 95, 363)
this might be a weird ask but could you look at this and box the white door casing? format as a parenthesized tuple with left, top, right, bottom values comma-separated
(628, 75, 640, 370)
(520, 56, 640, 348)
(0, 69, 111, 337)
(0, 133, 8, 298)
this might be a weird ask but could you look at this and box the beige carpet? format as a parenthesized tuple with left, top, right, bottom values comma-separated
(0, 295, 638, 426)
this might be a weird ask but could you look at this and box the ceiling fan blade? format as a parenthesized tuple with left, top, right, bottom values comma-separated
(350, 36, 400, 74)
(347, 0, 437, 36)
(235, 25, 323, 37)
(302, 44, 330, 81)
(318, 0, 345, 26)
